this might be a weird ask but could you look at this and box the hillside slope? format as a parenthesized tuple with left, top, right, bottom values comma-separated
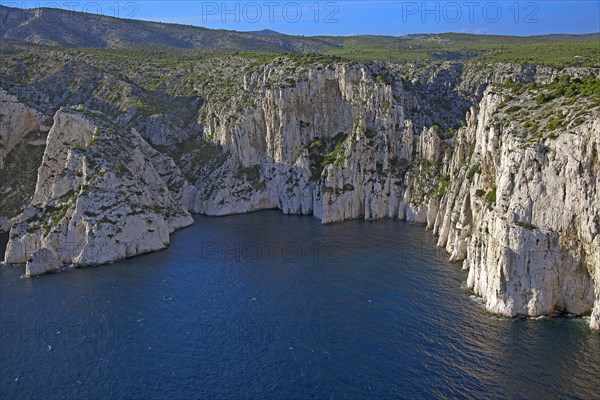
(1, 6, 598, 66)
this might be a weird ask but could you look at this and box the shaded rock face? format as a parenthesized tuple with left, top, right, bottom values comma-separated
(0, 89, 48, 229)
(2, 60, 599, 330)
(0, 89, 42, 169)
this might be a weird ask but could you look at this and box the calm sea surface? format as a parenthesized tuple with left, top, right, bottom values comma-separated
(1, 212, 599, 399)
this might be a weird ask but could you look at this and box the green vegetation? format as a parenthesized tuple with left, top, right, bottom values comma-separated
(476, 41, 599, 68)
(307, 138, 326, 181)
(402, 158, 449, 205)
(441, 127, 457, 140)
(115, 162, 125, 178)
(475, 189, 486, 198)
(96, 216, 118, 226)
(87, 133, 100, 147)
(153, 137, 229, 182)
(365, 129, 378, 140)
(25, 190, 77, 234)
(323, 140, 347, 167)
(495, 73, 600, 149)
(132, 99, 160, 115)
(328, 34, 599, 67)
(4, 9, 598, 66)
(382, 100, 390, 114)
(323, 183, 355, 195)
(467, 164, 481, 181)
(434, 175, 451, 197)
(309, 140, 323, 150)
(523, 118, 540, 131)
(515, 220, 537, 230)
(533, 75, 600, 106)
(389, 157, 410, 177)
(2, 24, 598, 229)
(305, 133, 349, 180)
(546, 112, 567, 131)
(3, 34, 597, 101)
(485, 187, 497, 206)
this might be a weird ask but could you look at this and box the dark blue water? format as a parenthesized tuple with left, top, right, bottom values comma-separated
(1, 212, 599, 399)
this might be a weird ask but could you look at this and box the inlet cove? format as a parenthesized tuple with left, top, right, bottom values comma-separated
(1, 4, 599, 399)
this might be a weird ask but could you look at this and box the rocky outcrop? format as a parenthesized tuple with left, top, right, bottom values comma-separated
(25, 247, 61, 277)
(4, 108, 193, 268)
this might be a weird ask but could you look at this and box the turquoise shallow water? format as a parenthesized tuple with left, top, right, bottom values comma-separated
(1, 211, 599, 399)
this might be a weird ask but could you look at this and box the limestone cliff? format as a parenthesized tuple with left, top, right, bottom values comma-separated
(183, 62, 600, 329)
(1, 56, 598, 329)
(434, 82, 600, 330)
(189, 61, 473, 221)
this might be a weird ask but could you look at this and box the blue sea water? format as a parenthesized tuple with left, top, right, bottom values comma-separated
(1, 211, 599, 399)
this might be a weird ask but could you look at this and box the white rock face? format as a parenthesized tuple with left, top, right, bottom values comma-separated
(193, 63, 442, 223)
(4, 108, 194, 268)
(434, 89, 600, 330)
(25, 247, 61, 277)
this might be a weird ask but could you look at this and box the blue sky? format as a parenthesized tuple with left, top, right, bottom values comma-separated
(12, 1, 600, 36)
